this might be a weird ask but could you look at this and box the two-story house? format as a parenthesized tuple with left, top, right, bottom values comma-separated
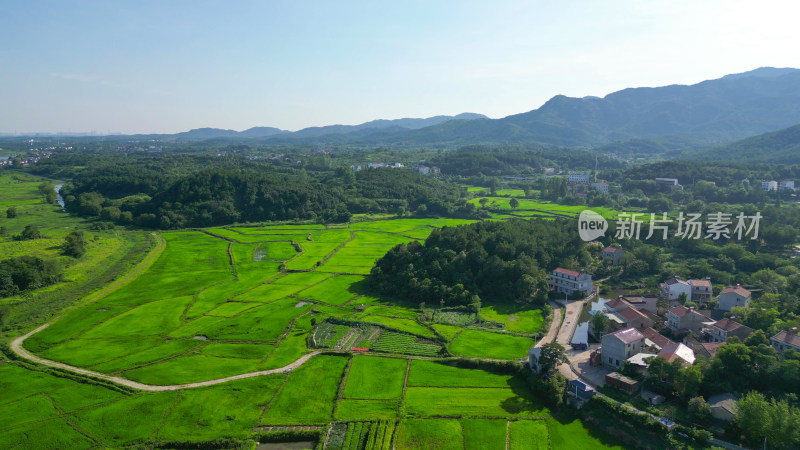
(548, 268, 593, 295)
(601, 328, 645, 369)
(771, 328, 800, 354)
(660, 277, 691, 302)
(688, 278, 713, 303)
(666, 305, 710, 334)
(601, 246, 624, 265)
(717, 284, 751, 311)
(709, 318, 753, 342)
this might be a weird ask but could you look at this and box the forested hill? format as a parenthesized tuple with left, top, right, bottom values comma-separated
(432, 146, 625, 176)
(369, 219, 588, 306)
(55, 158, 481, 228)
(690, 123, 800, 164)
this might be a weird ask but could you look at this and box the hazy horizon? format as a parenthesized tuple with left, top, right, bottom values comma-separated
(3, 0, 800, 135)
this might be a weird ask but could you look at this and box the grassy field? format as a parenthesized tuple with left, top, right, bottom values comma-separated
(449, 329, 535, 360)
(463, 419, 508, 450)
(342, 355, 407, 400)
(509, 420, 550, 450)
(395, 419, 463, 450)
(407, 360, 514, 387)
(404, 387, 545, 417)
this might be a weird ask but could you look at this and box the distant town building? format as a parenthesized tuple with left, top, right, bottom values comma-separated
(590, 182, 609, 193)
(568, 173, 590, 183)
(548, 268, 593, 295)
(655, 178, 683, 190)
(780, 180, 795, 190)
(762, 180, 778, 191)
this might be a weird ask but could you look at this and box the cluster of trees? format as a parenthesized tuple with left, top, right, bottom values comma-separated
(51, 153, 481, 228)
(0, 256, 63, 298)
(370, 218, 589, 306)
(432, 146, 623, 177)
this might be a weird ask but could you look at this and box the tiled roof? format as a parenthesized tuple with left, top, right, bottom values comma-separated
(713, 318, 744, 332)
(640, 327, 673, 349)
(664, 277, 688, 286)
(658, 342, 696, 365)
(695, 342, 724, 358)
(609, 327, 645, 345)
(603, 246, 620, 253)
(720, 284, 751, 298)
(669, 305, 690, 317)
(772, 330, 800, 347)
(554, 267, 581, 277)
(689, 279, 711, 287)
(618, 307, 648, 322)
(605, 297, 632, 309)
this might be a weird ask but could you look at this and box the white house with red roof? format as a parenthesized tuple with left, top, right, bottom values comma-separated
(717, 284, 751, 311)
(688, 278, 713, 303)
(660, 277, 691, 302)
(601, 328, 645, 368)
(548, 268, 593, 295)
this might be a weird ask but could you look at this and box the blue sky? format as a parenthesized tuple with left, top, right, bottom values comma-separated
(2, 0, 800, 134)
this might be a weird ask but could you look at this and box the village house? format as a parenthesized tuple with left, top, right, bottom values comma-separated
(666, 305, 710, 334)
(708, 393, 739, 422)
(657, 342, 696, 366)
(548, 268, 593, 295)
(601, 328, 645, 369)
(660, 277, 691, 302)
(655, 177, 683, 191)
(694, 342, 725, 360)
(601, 246, 624, 265)
(780, 180, 795, 190)
(688, 278, 713, 303)
(709, 318, 753, 342)
(622, 295, 659, 314)
(591, 182, 609, 193)
(605, 372, 640, 393)
(528, 347, 542, 373)
(771, 328, 800, 354)
(717, 284, 751, 311)
(640, 327, 674, 352)
(606, 306, 653, 332)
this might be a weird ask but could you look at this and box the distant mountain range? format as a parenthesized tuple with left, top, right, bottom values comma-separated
(173, 113, 488, 140)
(11, 67, 800, 157)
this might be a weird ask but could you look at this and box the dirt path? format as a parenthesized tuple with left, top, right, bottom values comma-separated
(8, 231, 322, 391)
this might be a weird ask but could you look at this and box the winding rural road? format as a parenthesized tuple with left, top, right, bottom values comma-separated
(8, 231, 322, 392)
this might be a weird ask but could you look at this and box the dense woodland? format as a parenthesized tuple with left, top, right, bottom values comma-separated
(370, 218, 588, 306)
(0, 256, 63, 298)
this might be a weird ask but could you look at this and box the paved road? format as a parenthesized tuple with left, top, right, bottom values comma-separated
(535, 302, 562, 347)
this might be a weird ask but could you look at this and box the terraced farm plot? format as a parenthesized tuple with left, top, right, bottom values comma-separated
(407, 360, 514, 387)
(431, 323, 463, 341)
(509, 420, 550, 450)
(371, 331, 442, 356)
(318, 232, 414, 274)
(343, 356, 407, 400)
(123, 354, 263, 385)
(395, 419, 463, 450)
(334, 400, 399, 421)
(71, 392, 179, 446)
(450, 329, 534, 360)
(404, 387, 544, 417)
(296, 274, 365, 305)
(261, 355, 348, 425)
(285, 241, 342, 270)
(200, 297, 312, 341)
(360, 316, 436, 338)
